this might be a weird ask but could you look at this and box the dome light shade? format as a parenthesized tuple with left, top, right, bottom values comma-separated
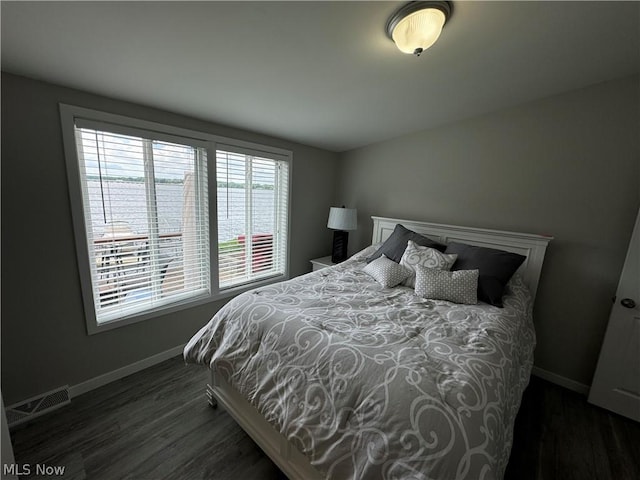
(386, 1, 452, 56)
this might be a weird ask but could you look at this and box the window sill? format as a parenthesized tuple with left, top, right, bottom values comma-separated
(87, 274, 289, 335)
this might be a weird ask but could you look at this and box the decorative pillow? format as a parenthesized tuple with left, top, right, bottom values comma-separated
(363, 254, 411, 288)
(399, 240, 458, 288)
(367, 224, 446, 264)
(445, 242, 526, 307)
(414, 266, 479, 305)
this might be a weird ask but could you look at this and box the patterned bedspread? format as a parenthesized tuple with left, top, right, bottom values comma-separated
(184, 247, 535, 479)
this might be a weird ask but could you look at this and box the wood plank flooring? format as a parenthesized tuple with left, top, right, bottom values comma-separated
(10, 357, 281, 480)
(506, 375, 640, 480)
(10, 356, 640, 479)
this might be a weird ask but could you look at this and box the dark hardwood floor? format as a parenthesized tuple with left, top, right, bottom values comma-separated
(10, 356, 640, 479)
(10, 357, 281, 480)
(506, 375, 640, 480)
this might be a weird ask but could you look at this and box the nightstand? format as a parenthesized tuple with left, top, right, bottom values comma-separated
(310, 256, 335, 271)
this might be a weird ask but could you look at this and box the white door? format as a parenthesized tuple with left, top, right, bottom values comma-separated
(588, 208, 640, 421)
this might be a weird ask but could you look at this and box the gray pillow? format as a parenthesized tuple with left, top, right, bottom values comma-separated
(414, 266, 479, 304)
(367, 224, 446, 264)
(445, 242, 525, 307)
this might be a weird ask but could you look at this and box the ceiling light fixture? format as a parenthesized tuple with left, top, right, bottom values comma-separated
(385, 1, 452, 56)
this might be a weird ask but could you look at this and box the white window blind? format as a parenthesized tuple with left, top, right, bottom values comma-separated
(216, 148, 289, 288)
(74, 125, 210, 323)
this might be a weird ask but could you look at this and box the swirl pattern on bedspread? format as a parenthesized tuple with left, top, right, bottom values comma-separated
(184, 250, 535, 480)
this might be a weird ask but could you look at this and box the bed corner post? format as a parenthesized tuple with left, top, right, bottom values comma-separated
(206, 369, 218, 408)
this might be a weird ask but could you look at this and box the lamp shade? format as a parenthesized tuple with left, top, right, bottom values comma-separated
(327, 207, 357, 231)
(386, 1, 452, 56)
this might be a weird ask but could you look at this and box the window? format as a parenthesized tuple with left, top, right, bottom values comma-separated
(61, 105, 291, 333)
(216, 147, 289, 289)
(68, 120, 211, 326)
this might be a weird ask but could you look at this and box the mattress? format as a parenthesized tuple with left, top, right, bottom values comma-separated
(184, 246, 536, 479)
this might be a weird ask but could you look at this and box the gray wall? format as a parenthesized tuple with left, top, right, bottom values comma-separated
(3, 72, 638, 405)
(1, 73, 340, 405)
(338, 75, 640, 387)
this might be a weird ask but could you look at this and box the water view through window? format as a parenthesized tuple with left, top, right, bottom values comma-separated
(78, 128, 210, 320)
(62, 105, 291, 331)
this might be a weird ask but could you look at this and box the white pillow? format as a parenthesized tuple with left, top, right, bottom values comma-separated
(414, 265, 479, 304)
(363, 254, 411, 288)
(400, 240, 458, 288)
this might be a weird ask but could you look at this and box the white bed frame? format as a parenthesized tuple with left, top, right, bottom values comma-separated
(206, 217, 553, 480)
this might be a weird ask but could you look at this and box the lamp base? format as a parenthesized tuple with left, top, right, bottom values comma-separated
(331, 230, 349, 263)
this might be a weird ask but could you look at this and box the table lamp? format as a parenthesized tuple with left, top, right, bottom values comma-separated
(327, 206, 357, 263)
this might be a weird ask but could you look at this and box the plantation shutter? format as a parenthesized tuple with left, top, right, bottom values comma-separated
(216, 146, 289, 288)
(73, 122, 210, 323)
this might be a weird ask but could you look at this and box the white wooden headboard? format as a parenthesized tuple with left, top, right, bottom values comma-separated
(371, 216, 553, 303)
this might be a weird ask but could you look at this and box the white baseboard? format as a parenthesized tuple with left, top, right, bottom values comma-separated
(22, 349, 588, 418)
(68, 344, 185, 398)
(531, 366, 590, 396)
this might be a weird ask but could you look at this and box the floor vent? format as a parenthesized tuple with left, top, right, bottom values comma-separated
(6, 386, 70, 428)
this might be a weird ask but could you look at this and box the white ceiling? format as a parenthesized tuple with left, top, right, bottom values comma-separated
(2, 1, 639, 152)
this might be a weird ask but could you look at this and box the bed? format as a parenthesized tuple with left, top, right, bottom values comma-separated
(184, 216, 552, 480)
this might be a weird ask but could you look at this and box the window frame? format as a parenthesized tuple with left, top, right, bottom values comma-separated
(60, 104, 292, 334)
(214, 143, 290, 291)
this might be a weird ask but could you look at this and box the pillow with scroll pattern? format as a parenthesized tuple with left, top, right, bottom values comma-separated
(400, 240, 458, 288)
